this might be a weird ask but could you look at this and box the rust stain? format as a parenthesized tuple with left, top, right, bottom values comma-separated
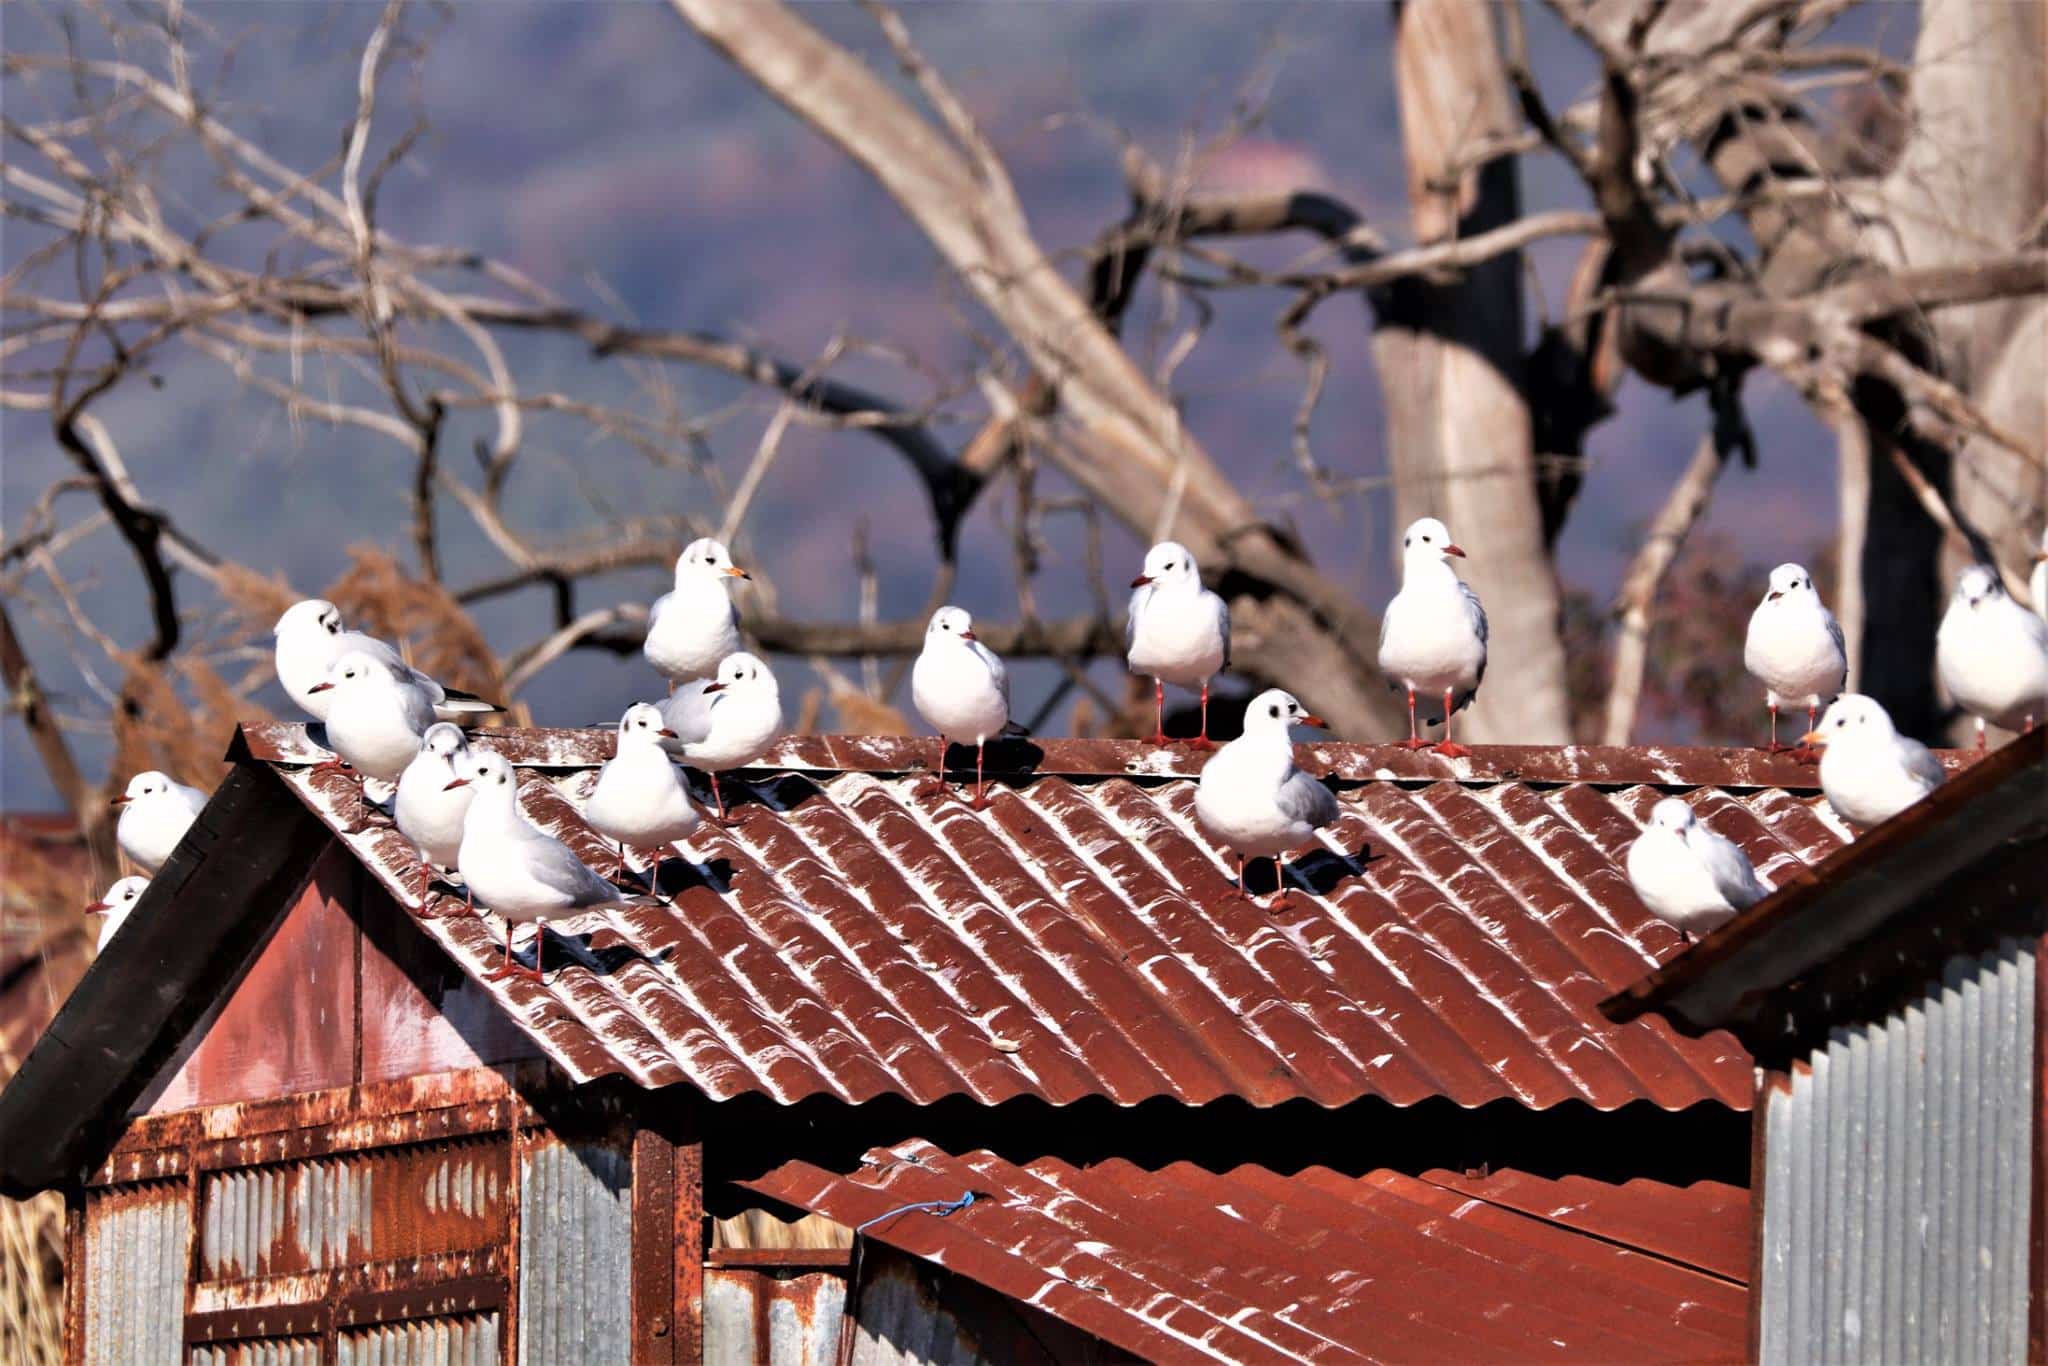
(242, 726, 1874, 1112)
(748, 1140, 1750, 1365)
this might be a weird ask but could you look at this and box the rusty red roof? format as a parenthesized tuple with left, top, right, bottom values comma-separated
(743, 1138, 1749, 1363)
(238, 724, 1917, 1111)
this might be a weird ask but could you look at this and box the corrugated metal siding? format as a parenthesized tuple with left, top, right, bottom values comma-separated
(82, 1180, 190, 1366)
(517, 1139, 631, 1364)
(746, 1139, 1749, 1364)
(198, 1137, 508, 1280)
(1760, 937, 2037, 1365)
(191, 1342, 321, 1366)
(338, 1314, 501, 1364)
(255, 726, 1855, 1111)
(705, 1270, 847, 1366)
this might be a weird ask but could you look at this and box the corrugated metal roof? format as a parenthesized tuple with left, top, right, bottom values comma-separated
(743, 1138, 1749, 1364)
(242, 724, 1885, 1111)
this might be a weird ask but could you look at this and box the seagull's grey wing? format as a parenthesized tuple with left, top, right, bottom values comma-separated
(974, 639, 1010, 710)
(1124, 583, 1150, 659)
(1276, 766, 1339, 831)
(1695, 826, 1768, 910)
(1213, 590, 1231, 672)
(342, 631, 447, 705)
(522, 832, 621, 909)
(1895, 735, 1947, 793)
(1823, 607, 1847, 667)
(1460, 581, 1489, 651)
(661, 680, 717, 747)
(173, 782, 210, 815)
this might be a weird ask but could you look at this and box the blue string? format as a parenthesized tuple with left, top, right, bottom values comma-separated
(855, 1190, 976, 1234)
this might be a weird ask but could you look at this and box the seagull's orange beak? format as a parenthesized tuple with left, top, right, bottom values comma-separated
(703, 682, 726, 694)
(109, 795, 131, 807)
(1443, 544, 1467, 558)
(1799, 729, 1827, 747)
(2034, 550, 2048, 564)
(657, 727, 678, 738)
(1300, 714, 1328, 729)
(307, 681, 335, 693)
(1130, 573, 1153, 588)
(724, 566, 751, 580)
(442, 777, 471, 791)
(959, 629, 977, 642)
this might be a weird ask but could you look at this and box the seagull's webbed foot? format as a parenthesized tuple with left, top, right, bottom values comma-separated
(1184, 735, 1217, 752)
(1786, 745, 1821, 766)
(1392, 737, 1432, 752)
(1431, 740, 1472, 759)
(1145, 730, 1172, 748)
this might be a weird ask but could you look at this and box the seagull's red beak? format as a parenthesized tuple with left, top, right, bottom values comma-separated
(307, 681, 335, 693)
(1130, 574, 1153, 588)
(84, 901, 111, 915)
(724, 566, 751, 580)
(959, 629, 977, 642)
(1767, 590, 1783, 601)
(702, 682, 726, 694)
(110, 795, 131, 807)
(1299, 714, 1329, 729)
(658, 727, 678, 738)
(1443, 544, 1467, 558)
(442, 777, 471, 791)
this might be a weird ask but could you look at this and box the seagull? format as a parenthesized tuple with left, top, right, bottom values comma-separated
(1627, 798, 1769, 942)
(1194, 688, 1340, 906)
(1127, 540, 1230, 748)
(2031, 528, 2047, 625)
(309, 650, 437, 785)
(1936, 563, 2048, 751)
(660, 651, 783, 823)
(911, 606, 1018, 809)
(584, 703, 700, 876)
(113, 771, 208, 874)
(84, 876, 150, 951)
(274, 599, 500, 723)
(1801, 693, 1947, 829)
(1743, 563, 1847, 758)
(394, 723, 476, 902)
(449, 750, 662, 982)
(1378, 517, 1487, 756)
(644, 537, 749, 688)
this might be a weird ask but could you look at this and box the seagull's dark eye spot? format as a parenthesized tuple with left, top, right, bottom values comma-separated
(1268, 704, 1280, 718)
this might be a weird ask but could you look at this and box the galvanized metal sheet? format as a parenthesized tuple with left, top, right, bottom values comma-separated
(192, 1341, 322, 1366)
(338, 1313, 501, 1365)
(518, 1138, 631, 1364)
(83, 1181, 191, 1366)
(263, 728, 1849, 1111)
(1759, 938, 2036, 1365)
(746, 1139, 1748, 1364)
(705, 1270, 847, 1366)
(198, 1137, 509, 1282)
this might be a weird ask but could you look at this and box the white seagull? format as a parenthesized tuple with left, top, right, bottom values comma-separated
(660, 651, 783, 823)
(1378, 517, 1487, 756)
(2030, 528, 2047, 625)
(1194, 688, 1340, 905)
(643, 537, 749, 687)
(1627, 798, 1769, 942)
(584, 703, 700, 876)
(394, 723, 476, 902)
(1126, 540, 1231, 748)
(309, 649, 437, 785)
(113, 770, 208, 874)
(1743, 563, 1847, 758)
(449, 750, 661, 982)
(1802, 693, 1946, 830)
(84, 875, 150, 951)
(911, 606, 1017, 809)
(274, 599, 500, 723)
(1936, 563, 2048, 751)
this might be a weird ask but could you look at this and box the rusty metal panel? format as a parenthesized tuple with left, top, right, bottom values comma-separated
(1759, 938, 2036, 1365)
(337, 1314, 501, 1365)
(1420, 1167, 1752, 1282)
(258, 726, 1861, 1112)
(196, 1136, 509, 1284)
(82, 1181, 190, 1366)
(517, 1138, 631, 1364)
(704, 1271, 846, 1366)
(746, 1139, 1748, 1364)
(190, 1341, 322, 1366)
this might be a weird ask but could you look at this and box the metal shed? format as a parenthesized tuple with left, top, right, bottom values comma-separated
(1608, 726, 2047, 1365)
(0, 726, 1890, 1362)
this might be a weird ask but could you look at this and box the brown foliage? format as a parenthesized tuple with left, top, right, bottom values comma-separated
(324, 548, 510, 718)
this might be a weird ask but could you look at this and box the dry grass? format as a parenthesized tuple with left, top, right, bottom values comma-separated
(0, 1194, 63, 1366)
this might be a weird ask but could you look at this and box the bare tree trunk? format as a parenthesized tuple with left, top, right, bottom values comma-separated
(0, 600, 118, 869)
(1832, 414, 1871, 689)
(1375, 0, 1570, 743)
